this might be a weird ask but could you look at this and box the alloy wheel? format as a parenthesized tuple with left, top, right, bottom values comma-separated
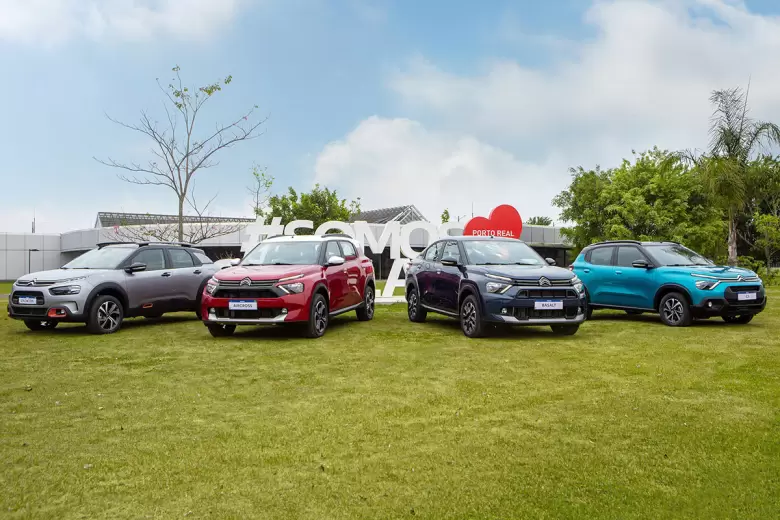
(462, 300, 477, 335)
(408, 291, 418, 319)
(98, 301, 121, 332)
(662, 298, 684, 325)
(366, 288, 375, 318)
(314, 300, 328, 334)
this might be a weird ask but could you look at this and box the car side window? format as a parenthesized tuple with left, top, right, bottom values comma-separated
(588, 247, 614, 266)
(340, 241, 358, 259)
(169, 248, 195, 268)
(193, 251, 213, 265)
(132, 249, 166, 271)
(325, 241, 342, 260)
(424, 242, 443, 261)
(616, 246, 647, 267)
(442, 242, 461, 263)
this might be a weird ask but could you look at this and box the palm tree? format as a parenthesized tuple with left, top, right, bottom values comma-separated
(677, 86, 780, 265)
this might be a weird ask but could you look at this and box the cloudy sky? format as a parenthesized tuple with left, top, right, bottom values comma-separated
(2, 0, 780, 233)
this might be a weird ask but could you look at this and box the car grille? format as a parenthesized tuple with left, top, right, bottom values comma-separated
(513, 278, 572, 287)
(217, 280, 277, 287)
(513, 307, 579, 320)
(214, 308, 283, 320)
(10, 306, 48, 316)
(725, 285, 761, 294)
(213, 289, 279, 299)
(15, 280, 56, 287)
(11, 291, 45, 305)
(516, 289, 578, 299)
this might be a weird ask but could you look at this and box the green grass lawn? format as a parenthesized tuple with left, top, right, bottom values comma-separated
(375, 279, 406, 297)
(1, 292, 779, 519)
(0, 282, 12, 295)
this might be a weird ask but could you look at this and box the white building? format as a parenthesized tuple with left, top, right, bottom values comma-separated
(0, 207, 571, 281)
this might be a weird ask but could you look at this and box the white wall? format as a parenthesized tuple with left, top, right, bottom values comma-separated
(0, 233, 61, 280)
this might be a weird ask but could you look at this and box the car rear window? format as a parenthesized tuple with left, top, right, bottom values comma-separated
(193, 251, 213, 264)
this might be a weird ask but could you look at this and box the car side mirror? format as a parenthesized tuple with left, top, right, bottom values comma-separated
(230, 259, 241, 266)
(441, 257, 460, 267)
(545, 257, 556, 266)
(125, 262, 147, 273)
(327, 255, 345, 266)
(632, 260, 651, 269)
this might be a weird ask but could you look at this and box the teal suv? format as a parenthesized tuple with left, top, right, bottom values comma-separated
(572, 241, 766, 326)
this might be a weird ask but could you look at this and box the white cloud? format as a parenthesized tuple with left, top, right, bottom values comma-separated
(0, 0, 245, 46)
(388, 0, 780, 167)
(314, 117, 566, 222)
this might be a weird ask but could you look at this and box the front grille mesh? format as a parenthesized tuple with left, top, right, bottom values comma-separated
(213, 289, 278, 299)
(214, 308, 282, 320)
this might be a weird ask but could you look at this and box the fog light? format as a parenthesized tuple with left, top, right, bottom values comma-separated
(501, 308, 508, 315)
(47, 308, 66, 318)
(707, 301, 713, 308)
(209, 308, 215, 314)
(281, 308, 288, 314)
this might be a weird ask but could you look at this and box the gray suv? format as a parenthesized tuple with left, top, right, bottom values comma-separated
(7, 242, 219, 334)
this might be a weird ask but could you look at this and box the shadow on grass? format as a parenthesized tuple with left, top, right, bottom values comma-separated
(418, 316, 584, 340)
(588, 311, 764, 328)
(6, 314, 200, 337)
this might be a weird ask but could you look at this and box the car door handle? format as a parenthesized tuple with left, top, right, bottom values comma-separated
(583, 268, 590, 273)
(436, 270, 441, 274)
(161, 272, 171, 277)
(615, 270, 622, 275)
(193, 270, 201, 275)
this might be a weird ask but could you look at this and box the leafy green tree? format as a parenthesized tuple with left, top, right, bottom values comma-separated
(554, 148, 725, 256)
(674, 87, 780, 265)
(441, 209, 450, 223)
(526, 216, 553, 226)
(97, 65, 266, 241)
(248, 165, 274, 217)
(267, 184, 361, 234)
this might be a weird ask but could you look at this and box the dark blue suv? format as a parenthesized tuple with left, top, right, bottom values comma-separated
(405, 237, 587, 337)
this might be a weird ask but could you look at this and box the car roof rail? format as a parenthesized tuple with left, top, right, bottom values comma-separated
(322, 233, 354, 239)
(590, 240, 642, 246)
(264, 234, 287, 240)
(97, 241, 140, 248)
(136, 241, 194, 248)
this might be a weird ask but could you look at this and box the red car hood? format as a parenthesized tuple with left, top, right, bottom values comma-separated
(215, 264, 320, 282)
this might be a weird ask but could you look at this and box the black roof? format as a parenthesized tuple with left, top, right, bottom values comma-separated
(350, 205, 427, 224)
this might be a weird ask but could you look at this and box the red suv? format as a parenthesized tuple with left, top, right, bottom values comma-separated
(201, 234, 375, 338)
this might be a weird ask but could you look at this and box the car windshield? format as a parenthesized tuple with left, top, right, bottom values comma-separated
(62, 246, 135, 269)
(242, 241, 322, 266)
(645, 244, 712, 266)
(462, 240, 546, 266)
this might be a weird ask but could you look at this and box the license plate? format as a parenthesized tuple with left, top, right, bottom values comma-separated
(534, 300, 563, 310)
(18, 296, 37, 305)
(737, 292, 757, 301)
(229, 300, 257, 310)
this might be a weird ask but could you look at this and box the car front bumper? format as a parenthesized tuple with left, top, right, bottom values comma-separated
(691, 284, 767, 318)
(7, 289, 87, 322)
(201, 292, 310, 326)
(481, 289, 588, 325)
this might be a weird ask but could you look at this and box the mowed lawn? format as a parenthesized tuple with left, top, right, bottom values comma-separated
(1, 292, 779, 519)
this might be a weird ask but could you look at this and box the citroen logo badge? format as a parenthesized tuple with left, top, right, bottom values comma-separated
(240, 277, 252, 287)
(737, 275, 744, 282)
(539, 276, 551, 287)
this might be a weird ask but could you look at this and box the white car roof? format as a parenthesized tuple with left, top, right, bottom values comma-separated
(264, 234, 360, 246)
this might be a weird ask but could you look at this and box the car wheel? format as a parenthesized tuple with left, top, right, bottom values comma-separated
(356, 285, 375, 321)
(550, 324, 580, 336)
(658, 292, 692, 327)
(206, 323, 236, 337)
(460, 294, 485, 338)
(87, 295, 124, 334)
(24, 320, 59, 331)
(304, 293, 329, 338)
(722, 314, 754, 325)
(407, 286, 427, 323)
(625, 310, 644, 315)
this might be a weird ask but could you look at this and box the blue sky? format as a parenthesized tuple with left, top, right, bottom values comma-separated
(2, 0, 780, 232)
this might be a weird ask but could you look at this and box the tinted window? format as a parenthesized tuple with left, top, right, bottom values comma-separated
(588, 247, 614, 266)
(242, 241, 322, 266)
(442, 242, 461, 263)
(169, 248, 195, 268)
(644, 244, 711, 266)
(424, 242, 444, 261)
(340, 241, 357, 259)
(325, 241, 342, 260)
(617, 246, 647, 267)
(133, 249, 166, 271)
(63, 246, 135, 269)
(193, 252, 213, 264)
(462, 240, 544, 266)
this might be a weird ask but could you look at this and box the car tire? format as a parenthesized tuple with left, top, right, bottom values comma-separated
(24, 320, 58, 331)
(625, 310, 644, 315)
(460, 294, 485, 338)
(304, 293, 329, 338)
(658, 292, 692, 327)
(407, 285, 427, 323)
(206, 323, 236, 337)
(550, 324, 580, 336)
(86, 295, 124, 334)
(722, 314, 754, 325)
(356, 285, 375, 321)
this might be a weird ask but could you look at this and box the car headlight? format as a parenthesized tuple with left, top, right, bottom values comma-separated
(49, 285, 81, 295)
(279, 282, 304, 294)
(206, 277, 218, 294)
(695, 280, 719, 290)
(486, 281, 511, 294)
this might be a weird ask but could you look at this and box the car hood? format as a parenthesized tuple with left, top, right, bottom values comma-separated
(15, 268, 112, 284)
(215, 264, 321, 281)
(471, 264, 575, 281)
(661, 264, 759, 279)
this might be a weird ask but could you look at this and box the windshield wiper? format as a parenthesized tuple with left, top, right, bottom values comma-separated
(478, 262, 509, 266)
(511, 261, 540, 265)
(665, 263, 697, 267)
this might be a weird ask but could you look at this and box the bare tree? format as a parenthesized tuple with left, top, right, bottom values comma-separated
(109, 189, 247, 244)
(96, 65, 266, 241)
(247, 165, 274, 217)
